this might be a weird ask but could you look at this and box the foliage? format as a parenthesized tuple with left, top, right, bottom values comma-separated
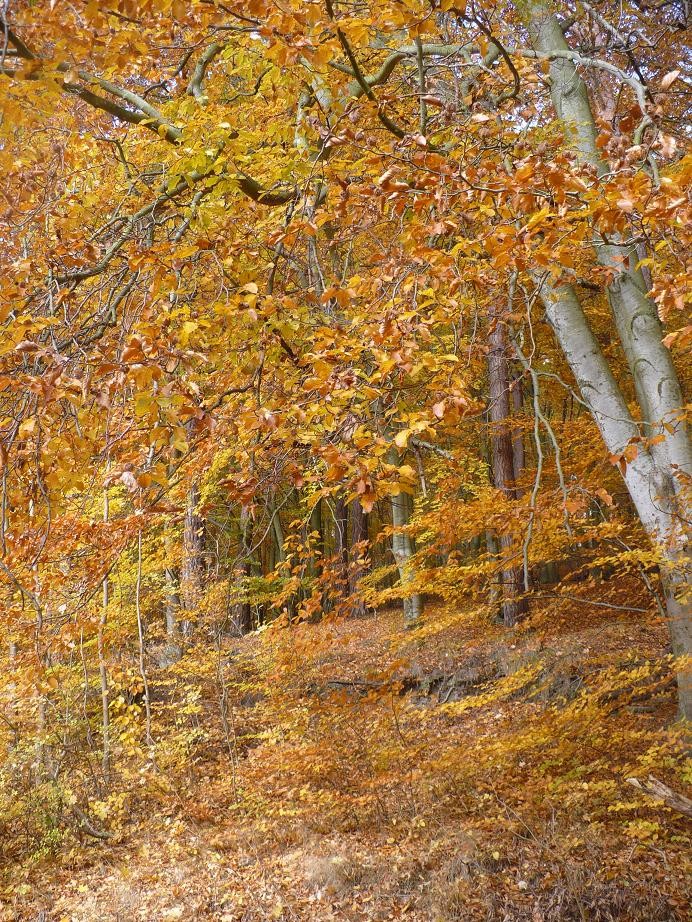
(0, 0, 690, 918)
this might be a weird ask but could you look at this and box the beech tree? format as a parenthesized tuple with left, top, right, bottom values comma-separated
(0, 3, 690, 882)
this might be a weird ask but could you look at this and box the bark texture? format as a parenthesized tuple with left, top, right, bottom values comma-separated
(388, 446, 423, 627)
(488, 309, 528, 626)
(181, 482, 204, 633)
(349, 500, 370, 616)
(524, 0, 691, 717)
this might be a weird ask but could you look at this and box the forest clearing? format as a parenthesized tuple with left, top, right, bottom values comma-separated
(0, 1, 690, 919)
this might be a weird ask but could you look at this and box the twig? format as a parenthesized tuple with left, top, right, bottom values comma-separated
(533, 591, 649, 614)
(70, 804, 113, 839)
(414, 37, 428, 134)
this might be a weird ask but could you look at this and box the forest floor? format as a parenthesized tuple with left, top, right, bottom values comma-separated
(2, 580, 691, 921)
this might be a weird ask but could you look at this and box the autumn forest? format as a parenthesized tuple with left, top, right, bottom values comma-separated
(0, 1, 690, 919)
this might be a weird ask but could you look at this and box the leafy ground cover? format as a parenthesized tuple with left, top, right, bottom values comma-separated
(3, 592, 689, 921)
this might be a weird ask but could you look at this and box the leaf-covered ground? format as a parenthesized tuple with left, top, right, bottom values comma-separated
(2, 591, 690, 921)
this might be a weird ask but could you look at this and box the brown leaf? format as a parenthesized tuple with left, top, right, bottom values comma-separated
(660, 70, 680, 90)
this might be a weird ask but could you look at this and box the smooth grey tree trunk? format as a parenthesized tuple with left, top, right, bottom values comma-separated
(525, 2, 690, 486)
(181, 482, 204, 635)
(388, 446, 423, 627)
(536, 269, 691, 716)
(523, 0, 691, 718)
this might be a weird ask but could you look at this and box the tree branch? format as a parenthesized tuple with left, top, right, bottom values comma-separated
(324, 0, 406, 138)
(2, 27, 296, 205)
(4, 26, 35, 60)
(187, 41, 223, 102)
(501, 43, 653, 142)
(330, 43, 468, 99)
(627, 775, 692, 819)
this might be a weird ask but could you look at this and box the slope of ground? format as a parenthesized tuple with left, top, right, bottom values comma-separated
(2, 586, 690, 921)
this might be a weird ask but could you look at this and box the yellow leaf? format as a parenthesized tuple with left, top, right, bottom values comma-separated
(135, 394, 153, 417)
(19, 418, 36, 437)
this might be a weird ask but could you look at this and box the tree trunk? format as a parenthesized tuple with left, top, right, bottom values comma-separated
(487, 308, 528, 626)
(525, 1, 691, 486)
(161, 522, 183, 666)
(349, 500, 370, 616)
(306, 497, 323, 579)
(232, 507, 253, 635)
(99, 487, 111, 781)
(271, 504, 286, 565)
(511, 374, 525, 494)
(162, 456, 183, 650)
(488, 309, 517, 498)
(181, 482, 204, 634)
(332, 492, 349, 591)
(299, 496, 324, 620)
(537, 274, 691, 716)
(524, 0, 691, 717)
(388, 446, 423, 627)
(164, 525, 182, 638)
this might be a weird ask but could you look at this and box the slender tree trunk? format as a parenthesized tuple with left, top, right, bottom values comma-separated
(271, 503, 286, 565)
(333, 492, 349, 593)
(266, 527, 276, 575)
(307, 497, 323, 580)
(299, 496, 324, 620)
(487, 308, 528, 626)
(349, 500, 370, 616)
(99, 486, 110, 781)
(233, 507, 253, 635)
(181, 482, 204, 634)
(488, 310, 517, 498)
(159, 522, 183, 667)
(387, 446, 423, 627)
(135, 529, 153, 746)
(162, 456, 182, 649)
(6, 640, 19, 749)
(164, 524, 182, 638)
(485, 530, 502, 614)
(511, 374, 525, 494)
(29, 499, 52, 778)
